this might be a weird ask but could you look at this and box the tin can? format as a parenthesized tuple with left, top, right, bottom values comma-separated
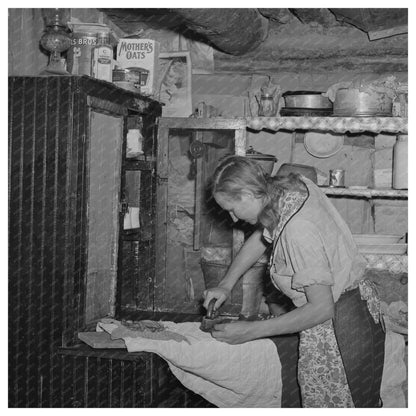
(112, 68, 142, 92)
(66, 30, 97, 76)
(329, 169, 345, 187)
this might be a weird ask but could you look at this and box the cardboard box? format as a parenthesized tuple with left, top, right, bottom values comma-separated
(116, 38, 160, 96)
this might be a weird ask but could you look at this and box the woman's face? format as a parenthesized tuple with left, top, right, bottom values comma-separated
(214, 191, 263, 225)
(164, 69, 180, 87)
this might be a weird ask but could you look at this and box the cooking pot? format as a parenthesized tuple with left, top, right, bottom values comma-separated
(333, 88, 393, 117)
(245, 147, 277, 175)
(276, 163, 318, 184)
(283, 91, 333, 109)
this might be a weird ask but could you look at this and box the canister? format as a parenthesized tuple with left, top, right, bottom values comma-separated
(66, 23, 113, 76)
(66, 29, 97, 76)
(333, 88, 393, 117)
(329, 169, 345, 187)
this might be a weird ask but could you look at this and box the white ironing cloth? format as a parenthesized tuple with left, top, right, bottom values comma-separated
(98, 321, 282, 408)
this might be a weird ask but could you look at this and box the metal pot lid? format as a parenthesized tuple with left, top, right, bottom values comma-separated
(304, 132, 344, 158)
(282, 90, 326, 96)
(280, 108, 333, 116)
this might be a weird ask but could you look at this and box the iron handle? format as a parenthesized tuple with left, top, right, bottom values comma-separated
(206, 298, 218, 319)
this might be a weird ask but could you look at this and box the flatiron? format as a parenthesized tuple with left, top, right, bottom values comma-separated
(200, 298, 233, 332)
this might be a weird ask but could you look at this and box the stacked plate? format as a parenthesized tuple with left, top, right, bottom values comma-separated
(304, 132, 344, 158)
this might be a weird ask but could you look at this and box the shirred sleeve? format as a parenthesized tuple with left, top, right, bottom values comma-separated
(282, 219, 333, 291)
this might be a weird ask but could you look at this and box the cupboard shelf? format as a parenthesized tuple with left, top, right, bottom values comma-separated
(125, 158, 156, 171)
(122, 229, 152, 241)
(321, 187, 408, 199)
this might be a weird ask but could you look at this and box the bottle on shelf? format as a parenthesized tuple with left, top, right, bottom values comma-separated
(91, 32, 113, 82)
(393, 134, 408, 189)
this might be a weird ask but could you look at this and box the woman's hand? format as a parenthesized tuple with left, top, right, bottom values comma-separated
(210, 320, 258, 345)
(203, 287, 231, 311)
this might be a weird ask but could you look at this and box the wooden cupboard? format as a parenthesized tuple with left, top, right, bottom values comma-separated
(8, 75, 161, 406)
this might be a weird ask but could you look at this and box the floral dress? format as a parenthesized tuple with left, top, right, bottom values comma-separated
(298, 320, 354, 407)
(263, 178, 370, 407)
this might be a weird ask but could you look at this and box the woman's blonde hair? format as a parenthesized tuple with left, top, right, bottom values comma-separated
(211, 155, 307, 231)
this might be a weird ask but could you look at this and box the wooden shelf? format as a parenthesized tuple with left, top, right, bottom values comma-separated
(125, 157, 156, 171)
(122, 229, 152, 242)
(159, 117, 247, 130)
(159, 116, 408, 135)
(321, 187, 408, 199)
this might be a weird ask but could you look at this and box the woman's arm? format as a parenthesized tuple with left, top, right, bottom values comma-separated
(256, 284, 335, 335)
(203, 229, 269, 310)
(211, 284, 334, 344)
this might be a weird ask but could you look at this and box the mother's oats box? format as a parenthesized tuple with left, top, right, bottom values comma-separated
(116, 38, 160, 96)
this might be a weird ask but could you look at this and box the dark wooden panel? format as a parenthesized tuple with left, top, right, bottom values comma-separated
(8, 76, 76, 407)
(8, 76, 78, 407)
(9, 76, 28, 407)
(119, 240, 139, 308)
(58, 343, 214, 408)
(119, 240, 154, 311)
(50, 76, 74, 405)
(140, 170, 155, 241)
(31, 76, 50, 407)
(58, 351, 152, 407)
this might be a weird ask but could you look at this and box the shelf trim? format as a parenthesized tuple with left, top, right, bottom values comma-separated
(247, 116, 408, 134)
(322, 187, 408, 198)
(158, 116, 407, 135)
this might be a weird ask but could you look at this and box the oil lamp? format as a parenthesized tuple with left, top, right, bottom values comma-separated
(39, 8, 72, 75)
